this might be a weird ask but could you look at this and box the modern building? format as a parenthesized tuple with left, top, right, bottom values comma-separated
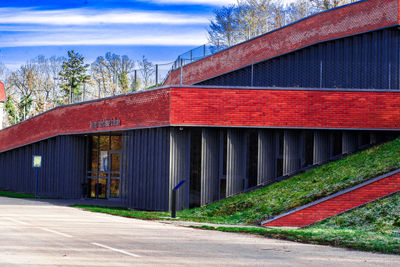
(1, 0, 400, 211)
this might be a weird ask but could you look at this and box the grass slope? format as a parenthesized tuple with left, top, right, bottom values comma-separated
(201, 192, 400, 254)
(76, 138, 400, 226)
(179, 138, 400, 224)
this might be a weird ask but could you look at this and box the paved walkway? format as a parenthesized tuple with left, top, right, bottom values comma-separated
(0, 197, 399, 266)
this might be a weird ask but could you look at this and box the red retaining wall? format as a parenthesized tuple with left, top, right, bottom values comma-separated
(263, 172, 400, 228)
(0, 88, 171, 153)
(170, 87, 400, 129)
(2, 87, 400, 153)
(164, 0, 399, 86)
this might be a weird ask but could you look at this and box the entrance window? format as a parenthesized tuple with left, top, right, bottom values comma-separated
(87, 134, 122, 199)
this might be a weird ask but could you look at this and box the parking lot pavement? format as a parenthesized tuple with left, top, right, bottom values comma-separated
(0, 196, 399, 267)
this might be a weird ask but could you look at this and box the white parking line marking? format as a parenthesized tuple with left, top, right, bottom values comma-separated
(39, 227, 73, 238)
(5, 217, 31, 225)
(91, 242, 141, 258)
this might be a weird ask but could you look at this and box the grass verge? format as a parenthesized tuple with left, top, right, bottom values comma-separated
(0, 190, 35, 198)
(194, 226, 400, 255)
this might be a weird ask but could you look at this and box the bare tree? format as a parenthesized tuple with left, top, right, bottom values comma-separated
(208, 5, 241, 50)
(138, 56, 155, 90)
(91, 53, 135, 97)
(308, 0, 357, 11)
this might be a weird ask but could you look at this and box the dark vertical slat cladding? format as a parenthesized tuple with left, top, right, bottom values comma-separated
(342, 131, 358, 154)
(197, 27, 399, 89)
(169, 127, 190, 211)
(226, 129, 246, 196)
(147, 129, 155, 210)
(200, 128, 219, 206)
(121, 128, 170, 211)
(283, 130, 301, 176)
(257, 129, 276, 185)
(313, 131, 330, 165)
(0, 135, 85, 198)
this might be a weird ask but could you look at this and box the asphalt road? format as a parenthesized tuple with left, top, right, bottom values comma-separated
(0, 197, 399, 267)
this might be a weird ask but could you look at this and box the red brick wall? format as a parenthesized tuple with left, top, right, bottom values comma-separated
(170, 87, 400, 130)
(0, 88, 171, 152)
(263, 172, 400, 228)
(1, 86, 400, 153)
(164, 0, 399, 86)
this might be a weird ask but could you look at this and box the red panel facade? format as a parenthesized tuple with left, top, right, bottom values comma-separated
(164, 0, 399, 86)
(263, 172, 400, 228)
(170, 87, 400, 130)
(1, 86, 400, 153)
(0, 88, 171, 153)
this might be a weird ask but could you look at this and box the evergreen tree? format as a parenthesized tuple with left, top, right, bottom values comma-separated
(59, 50, 90, 103)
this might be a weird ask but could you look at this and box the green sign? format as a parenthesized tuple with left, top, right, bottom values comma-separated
(33, 155, 42, 168)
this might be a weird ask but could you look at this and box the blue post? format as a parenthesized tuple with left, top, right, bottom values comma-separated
(35, 168, 39, 199)
(171, 180, 186, 218)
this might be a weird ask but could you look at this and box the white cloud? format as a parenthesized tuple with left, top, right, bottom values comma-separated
(0, 8, 209, 26)
(143, 0, 237, 6)
(146, 0, 297, 6)
(0, 30, 208, 47)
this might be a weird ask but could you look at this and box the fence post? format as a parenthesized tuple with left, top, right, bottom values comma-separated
(180, 59, 183, 86)
(134, 70, 137, 91)
(155, 64, 159, 87)
(320, 61, 323, 88)
(251, 60, 254, 87)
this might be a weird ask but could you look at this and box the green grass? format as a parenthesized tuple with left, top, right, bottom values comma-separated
(0, 190, 35, 198)
(73, 138, 400, 254)
(71, 205, 170, 220)
(196, 192, 400, 255)
(178, 138, 400, 224)
(194, 226, 400, 255)
(75, 138, 400, 225)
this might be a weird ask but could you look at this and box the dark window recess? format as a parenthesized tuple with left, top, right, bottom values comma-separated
(376, 132, 400, 144)
(358, 132, 370, 148)
(219, 179, 226, 200)
(220, 130, 227, 177)
(302, 131, 314, 167)
(189, 128, 202, 208)
(246, 131, 258, 188)
(331, 131, 342, 157)
(276, 131, 284, 177)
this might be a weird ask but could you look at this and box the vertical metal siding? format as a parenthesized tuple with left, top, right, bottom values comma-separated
(122, 128, 170, 211)
(313, 131, 330, 165)
(226, 129, 246, 196)
(257, 129, 276, 185)
(169, 127, 190, 211)
(283, 130, 301, 176)
(200, 128, 220, 206)
(197, 27, 400, 90)
(0, 135, 86, 198)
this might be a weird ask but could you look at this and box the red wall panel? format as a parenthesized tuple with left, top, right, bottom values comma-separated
(1, 86, 400, 153)
(169, 87, 400, 130)
(263, 172, 400, 227)
(164, 0, 399, 86)
(0, 89, 171, 152)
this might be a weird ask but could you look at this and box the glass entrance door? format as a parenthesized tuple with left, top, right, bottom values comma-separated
(108, 151, 121, 199)
(87, 135, 122, 199)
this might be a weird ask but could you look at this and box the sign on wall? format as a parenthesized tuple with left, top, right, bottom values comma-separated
(32, 155, 42, 168)
(90, 118, 121, 129)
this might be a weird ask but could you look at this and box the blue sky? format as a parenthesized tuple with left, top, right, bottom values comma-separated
(0, 0, 239, 69)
